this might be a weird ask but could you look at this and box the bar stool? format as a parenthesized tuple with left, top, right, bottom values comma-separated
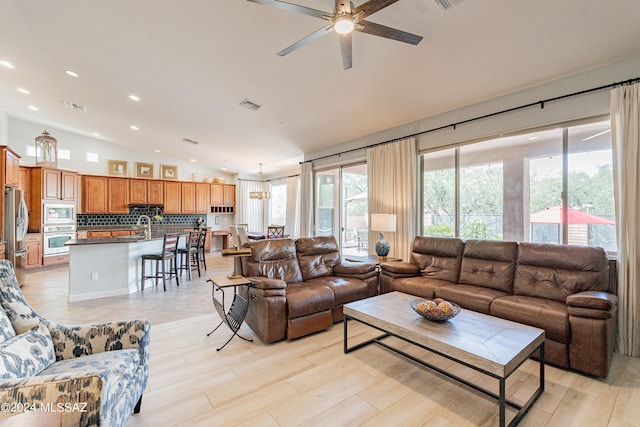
(197, 228, 208, 271)
(177, 231, 200, 280)
(141, 233, 180, 291)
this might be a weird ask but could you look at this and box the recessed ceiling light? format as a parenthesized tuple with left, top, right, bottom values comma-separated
(130, 125, 139, 130)
(17, 88, 30, 94)
(528, 136, 539, 140)
(0, 60, 14, 69)
(65, 70, 79, 78)
(92, 132, 100, 137)
(222, 168, 227, 171)
(28, 105, 39, 111)
(129, 94, 140, 102)
(154, 149, 160, 153)
(189, 159, 196, 163)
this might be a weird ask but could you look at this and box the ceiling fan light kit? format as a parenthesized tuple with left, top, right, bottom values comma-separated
(247, 0, 423, 70)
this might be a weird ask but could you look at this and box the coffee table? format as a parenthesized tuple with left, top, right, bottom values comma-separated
(343, 292, 545, 427)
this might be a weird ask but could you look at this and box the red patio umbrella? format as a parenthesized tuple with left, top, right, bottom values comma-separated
(529, 206, 615, 224)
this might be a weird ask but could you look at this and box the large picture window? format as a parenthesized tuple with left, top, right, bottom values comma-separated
(422, 120, 616, 253)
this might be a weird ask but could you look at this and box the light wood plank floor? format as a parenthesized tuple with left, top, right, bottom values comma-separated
(18, 253, 640, 427)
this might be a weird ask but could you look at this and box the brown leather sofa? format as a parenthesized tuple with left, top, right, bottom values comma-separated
(380, 236, 617, 378)
(240, 236, 378, 343)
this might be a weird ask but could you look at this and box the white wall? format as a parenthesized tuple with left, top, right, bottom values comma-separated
(307, 54, 640, 168)
(6, 117, 235, 182)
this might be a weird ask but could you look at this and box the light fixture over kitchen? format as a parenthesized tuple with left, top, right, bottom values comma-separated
(249, 163, 270, 200)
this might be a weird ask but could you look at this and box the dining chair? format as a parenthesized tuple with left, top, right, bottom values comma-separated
(235, 225, 250, 247)
(140, 232, 180, 291)
(177, 231, 200, 280)
(267, 225, 285, 239)
(197, 228, 208, 272)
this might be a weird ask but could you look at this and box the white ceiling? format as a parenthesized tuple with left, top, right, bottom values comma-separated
(1, 0, 639, 176)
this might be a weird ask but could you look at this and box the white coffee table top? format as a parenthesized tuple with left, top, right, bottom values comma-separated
(344, 291, 545, 377)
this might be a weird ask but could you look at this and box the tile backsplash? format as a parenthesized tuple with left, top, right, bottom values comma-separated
(77, 207, 207, 227)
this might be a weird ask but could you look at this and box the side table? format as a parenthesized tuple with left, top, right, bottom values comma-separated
(206, 276, 253, 351)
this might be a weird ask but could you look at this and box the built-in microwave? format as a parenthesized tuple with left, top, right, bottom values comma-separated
(43, 203, 76, 225)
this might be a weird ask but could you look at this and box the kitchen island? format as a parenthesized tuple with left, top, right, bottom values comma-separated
(65, 234, 177, 302)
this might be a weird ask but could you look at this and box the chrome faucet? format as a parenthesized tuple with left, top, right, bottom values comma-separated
(136, 215, 152, 240)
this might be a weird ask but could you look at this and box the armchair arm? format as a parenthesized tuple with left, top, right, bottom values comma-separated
(566, 291, 618, 319)
(334, 261, 376, 275)
(0, 373, 103, 425)
(44, 319, 150, 365)
(247, 277, 287, 290)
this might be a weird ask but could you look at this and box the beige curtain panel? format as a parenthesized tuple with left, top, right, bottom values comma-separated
(611, 82, 640, 357)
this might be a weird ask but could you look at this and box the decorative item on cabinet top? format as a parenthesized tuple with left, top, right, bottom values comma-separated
(161, 164, 178, 180)
(35, 130, 57, 167)
(108, 160, 128, 177)
(135, 162, 154, 178)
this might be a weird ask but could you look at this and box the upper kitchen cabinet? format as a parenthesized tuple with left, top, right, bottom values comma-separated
(107, 178, 129, 213)
(1, 146, 21, 189)
(223, 184, 235, 206)
(196, 183, 210, 214)
(129, 179, 147, 205)
(163, 181, 181, 214)
(81, 175, 108, 214)
(210, 183, 235, 214)
(181, 182, 195, 213)
(147, 180, 163, 205)
(210, 184, 223, 205)
(31, 167, 77, 201)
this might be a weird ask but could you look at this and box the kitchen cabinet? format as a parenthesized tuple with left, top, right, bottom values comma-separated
(87, 231, 112, 238)
(20, 233, 43, 270)
(147, 180, 163, 205)
(211, 183, 236, 214)
(129, 179, 147, 204)
(181, 182, 195, 213)
(19, 167, 32, 219)
(210, 184, 223, 205)
(42, 254, 68, 267)
(2, 146, 20, 189)
(196, 183, 210, 214)
(163, 181, 181, 213)
(37, 168, 77, 201)
(107, 178, 129, 213)
(223, 184, 235, 206)
(82, 175, 108, 214)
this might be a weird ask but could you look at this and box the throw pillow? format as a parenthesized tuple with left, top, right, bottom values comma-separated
(0, 308, 16, 342)
(0, 260, 40, 334)
(0, 323, 55, 379)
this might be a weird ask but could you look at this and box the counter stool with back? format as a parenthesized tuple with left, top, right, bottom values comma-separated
(140, 232, 180, 291)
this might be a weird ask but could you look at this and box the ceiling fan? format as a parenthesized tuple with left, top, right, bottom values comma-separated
(247, 0, 423, 70)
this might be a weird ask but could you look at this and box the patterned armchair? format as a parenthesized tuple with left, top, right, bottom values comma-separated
(0, 260, 150, 427)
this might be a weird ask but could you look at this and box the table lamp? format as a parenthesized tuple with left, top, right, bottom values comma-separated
(371, 213, 396, 260)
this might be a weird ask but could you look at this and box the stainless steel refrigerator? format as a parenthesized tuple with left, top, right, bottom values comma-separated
(4, 188, 29, 266)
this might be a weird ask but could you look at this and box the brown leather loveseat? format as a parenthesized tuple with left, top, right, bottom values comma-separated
(379, 236, 617, 378)
(240, 236, 377, 343)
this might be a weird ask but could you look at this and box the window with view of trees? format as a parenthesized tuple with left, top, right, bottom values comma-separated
(422, 120, 616, 253)
(269, 181, 287, 226)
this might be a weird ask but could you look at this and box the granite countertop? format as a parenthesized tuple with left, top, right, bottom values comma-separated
(76, 224, 207, 232)
(66, 231, 189, 246)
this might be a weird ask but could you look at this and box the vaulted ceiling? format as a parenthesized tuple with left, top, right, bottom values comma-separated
(1, 0, 639, 176)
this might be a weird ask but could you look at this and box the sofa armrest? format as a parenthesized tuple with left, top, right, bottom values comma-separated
(44, 319, 150, 364)
(0, 373, 103, 425)
(380, 261, 420, 275)
(334, 261, 376, 275)
(566, 291, 618, 319)
(248, 277, 287, 290)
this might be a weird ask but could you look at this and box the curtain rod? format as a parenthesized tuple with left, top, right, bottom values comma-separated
(237, 173, 300, 183)
(300, 76, 640, 165)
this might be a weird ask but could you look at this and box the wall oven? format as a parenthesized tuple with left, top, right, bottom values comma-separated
(43, 224, 76, 256)
(43, 203, 76, 225)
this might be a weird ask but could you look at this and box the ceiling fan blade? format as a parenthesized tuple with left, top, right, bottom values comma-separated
(338, 33, 353, 70)
(352, 0, 400, 19)
(247, 0, 329, 20)
(357, 20, 423, 45)
(277, 25, 334, 56)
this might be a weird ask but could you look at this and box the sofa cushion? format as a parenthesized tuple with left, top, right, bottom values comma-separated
(410, 236, 464, 283)
(0, 309, 15, 342)
(0, 323, 55, 379)
(386, 277, 451, 299)
(514, 243, 609, 302)
(285, 283, 335, 319)
(490, 295, 569, 343)
(244, 239, 304, 283)
(307, 276, 369, 305)
(459, 240, 517, 293)
(296, 236, 341, 281)
(435, 284, 509, 314)
(0, 260, 41, 334)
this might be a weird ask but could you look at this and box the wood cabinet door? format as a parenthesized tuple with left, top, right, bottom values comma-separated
(147, 180, 163, 205)
(163, 181, 181, 213)
(5, 149, 20, 188)
(25, 241, 42, 268)
(196, 183, 210, 213)
(223, 184, 235, 206)
(82, 176, 108, 213)
(129, 179, 147, 204)
(210, 184, 223, 205)
(43, 169, 60, 200)
(181, 182, 196, 213)
(61, 171, 77, 200)
(108, 178, 129, 213)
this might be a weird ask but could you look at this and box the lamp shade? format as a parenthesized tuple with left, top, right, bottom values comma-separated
(371, 214, 396, 232)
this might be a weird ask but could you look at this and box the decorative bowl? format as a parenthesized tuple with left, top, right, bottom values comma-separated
(410, 298, 461, 322)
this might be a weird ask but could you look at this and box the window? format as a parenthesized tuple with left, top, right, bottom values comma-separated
(86, 152, 99, 162)
(421, 120, 616, 252)
(269, 181, 287, 226)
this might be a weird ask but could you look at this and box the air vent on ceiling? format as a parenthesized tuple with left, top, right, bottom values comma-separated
(434, 0, 464, 11)
(63, 100, 87, 112)
(240, 99, 261, 111)
(182, 138, 199, 145)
